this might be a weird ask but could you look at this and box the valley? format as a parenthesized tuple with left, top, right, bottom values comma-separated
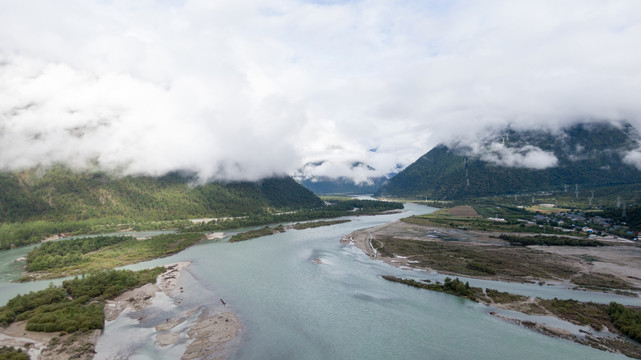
(342, 203, 641, 358)
(1, 122, 640, 359)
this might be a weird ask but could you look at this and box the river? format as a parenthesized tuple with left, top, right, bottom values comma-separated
(0, 204, 634, 359)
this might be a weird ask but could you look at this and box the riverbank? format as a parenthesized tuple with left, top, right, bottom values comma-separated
(100, 261, 242, 360)
(382, 274, 641, 359)
(343, 220, 641, 291)
(20, 233, 206, 282)
(0, 261, 242, 360)
(345, 220, 641, 358)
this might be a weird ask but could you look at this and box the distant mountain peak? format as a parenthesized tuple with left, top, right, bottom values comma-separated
(293, 160, 390, 195)
(375, 121, 641, 199)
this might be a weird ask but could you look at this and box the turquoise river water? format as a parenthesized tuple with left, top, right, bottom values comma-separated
(0, 204, 636, 359)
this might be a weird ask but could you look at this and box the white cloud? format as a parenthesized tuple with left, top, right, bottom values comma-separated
(623, 149, 641, 170)
(478, 143, 559, 169)
(1, 0, 641, 181)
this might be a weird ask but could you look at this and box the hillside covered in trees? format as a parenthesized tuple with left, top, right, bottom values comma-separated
(0, 166, 322, 223)
(375, 122, 641, 200)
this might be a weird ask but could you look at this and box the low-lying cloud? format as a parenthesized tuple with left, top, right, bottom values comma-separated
(478, 143, 559, 169)
(623, 149, 641, 170)
(1, 1, 641, 181)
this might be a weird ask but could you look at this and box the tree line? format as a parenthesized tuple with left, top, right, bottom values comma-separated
(0, 268, 165, 333)
(191, 199, 403, 233)
(498, 234, 604, 247)
(26, 235, 131, 271)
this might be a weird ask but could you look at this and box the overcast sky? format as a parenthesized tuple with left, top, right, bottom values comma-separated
(2, 0, 641, 182)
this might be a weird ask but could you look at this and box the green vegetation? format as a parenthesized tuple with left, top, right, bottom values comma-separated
(23, 233, 203, 280)
(466, 262, 496, 275)
(62, 268, 164, 300)
(26, 235, 131, 271)
(485, 288, 528, 304)
(0, 167, 322, 249)
(226, 219, 355, 243)
(0, 168, 321, 223)
(609, 302, 641, 342)
(191, 199, 403, 233)
(382, 277, 529, 305)
(375, 122, 641, 200)
(0, 268, 164, 333)
(383, 275, 641, 349)
(0, 346, 29, 360)
(0, 218, 191, 250)
(471, 204, 530, 219)
(539, 298, 613, 331)
(0, 174, 402, 250)
(18, 199, 401, 279)
(498, 234, 604, 247)
(291, 219, 351, 230)
(382, 276, 483, 301)
(229, 226, 284, 243)
(603, 204, 641, 233)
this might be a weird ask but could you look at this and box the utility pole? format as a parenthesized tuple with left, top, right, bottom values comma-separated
(617, 196, 621, 208)
(575, 184, 579, 199)
(589, 191, 594, 206)
(464, 157, 470, 188)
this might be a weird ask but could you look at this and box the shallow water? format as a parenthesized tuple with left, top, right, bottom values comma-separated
(0, 230, 174, 304)
(1, 205, 634, 359)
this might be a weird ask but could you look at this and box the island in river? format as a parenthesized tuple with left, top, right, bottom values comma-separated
(342, 209, 641, 359)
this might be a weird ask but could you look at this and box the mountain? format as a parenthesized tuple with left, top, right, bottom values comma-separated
(0, 166, 323, 222)
(375, 122, 641, 199)
(294, 161, 393, 195)
(299, 176, 388, 195)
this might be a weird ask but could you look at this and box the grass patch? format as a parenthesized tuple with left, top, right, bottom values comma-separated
(24, 233, 203, 280)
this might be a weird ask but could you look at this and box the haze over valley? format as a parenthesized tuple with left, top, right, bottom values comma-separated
(1, 1, 641, 360)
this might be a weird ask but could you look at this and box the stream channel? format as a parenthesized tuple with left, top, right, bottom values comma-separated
(0, 203, 637, 359)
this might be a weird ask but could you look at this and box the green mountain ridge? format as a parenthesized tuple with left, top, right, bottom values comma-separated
(0, 166, 323, 222)
(375, 122, 641, 200)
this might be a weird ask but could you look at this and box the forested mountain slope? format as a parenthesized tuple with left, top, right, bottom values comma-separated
(0, 167, 322, 222)
(375, 122, 641, 199)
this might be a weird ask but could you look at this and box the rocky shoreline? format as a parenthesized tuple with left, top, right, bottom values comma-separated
(99, 261, 242, 360)
(1, 261, 242, 360)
